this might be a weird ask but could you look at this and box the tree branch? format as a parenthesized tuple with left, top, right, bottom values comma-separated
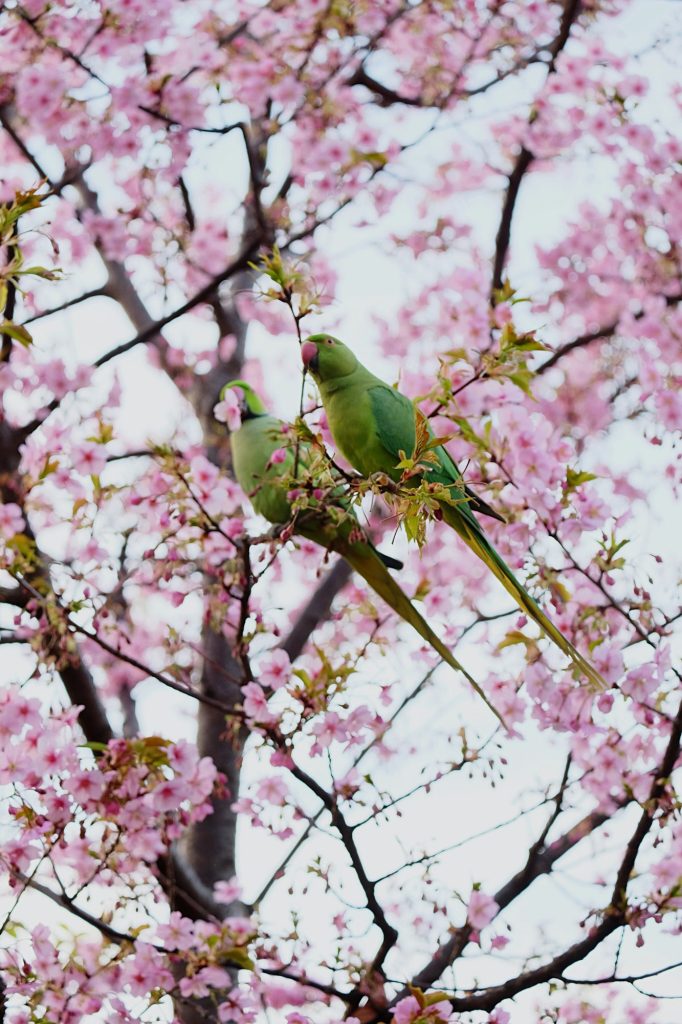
(347, 66, 425, 108)
(21, 286, 110, 324)
(547, 0, 584, 73)
(396, 695, 682, 1017)
(58, 657, 114, 746)
(491, 145, 534, 294)
(0, 519, 114, 747)
(448, 915, 622, 1013)
(537, 291, 682, 375)
(183, 627, 247, 892)
(252, 661, 442, 906)
(94, 237, 262, 368)
(491, 0, 583, 295)
(538, 321, 620, 374)
(69, 619, 243, 715)
(291, 763, 398, 978)
(405, 803, 615, 998)
(156, 846, 239, 923)
(11, 870, 137, 946)
(0, 585, 27, 606)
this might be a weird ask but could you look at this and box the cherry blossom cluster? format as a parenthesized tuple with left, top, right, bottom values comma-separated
(1, 0, 680, 1021)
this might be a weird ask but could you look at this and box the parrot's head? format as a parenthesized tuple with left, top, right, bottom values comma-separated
(301, 334, 357, 381)
(219, 380, 267, 424)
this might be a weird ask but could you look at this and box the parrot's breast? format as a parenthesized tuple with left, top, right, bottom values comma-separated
(231, 417, 293, 524)
(323, 383, 398, 479)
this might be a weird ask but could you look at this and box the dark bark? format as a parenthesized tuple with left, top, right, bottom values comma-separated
(537, 292, 682, 375)
(491, 0, 583, 296)
(185, 627, 247, 891)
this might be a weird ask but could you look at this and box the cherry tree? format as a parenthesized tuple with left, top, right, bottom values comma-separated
(0, 1, 681, 1022)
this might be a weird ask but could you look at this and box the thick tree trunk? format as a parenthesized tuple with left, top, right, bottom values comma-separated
(75, 177, 254, 1019)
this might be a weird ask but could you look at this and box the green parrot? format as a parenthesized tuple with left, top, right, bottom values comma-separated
(220, 380, 503, 721)
(300, 335, 605, 691)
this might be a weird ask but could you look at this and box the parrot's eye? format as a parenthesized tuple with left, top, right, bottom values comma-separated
(325, 338, 334, 345)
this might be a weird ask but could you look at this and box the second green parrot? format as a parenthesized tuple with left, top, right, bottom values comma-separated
(220, 381, 502, 720)
(300, 335, 605, 691)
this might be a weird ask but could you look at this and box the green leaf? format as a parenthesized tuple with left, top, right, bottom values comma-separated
(425, 433, 456, 450)
(443, 347, 469, 361)
(38, 455, 60, 480)
(497, 630, 539, 658)
(492, 279, 515, 304)
(87, 421, 115, 445)
(510, 338, 547, 352)
(507, 371, 532, 396)
(552, 579, 572, 603)
(403, 512, 422, 546)
(422, 990, 452, 1007)
(450, 416, 484, 449)
(0, 320, 33, 347)
(566, 468, 599, 489)
(224, 947, 255, 971)
(349, 148, 388, 168)
(20, 265, 62, 282)
(292, 667, 313, 688)
(7, 533, 36, 558)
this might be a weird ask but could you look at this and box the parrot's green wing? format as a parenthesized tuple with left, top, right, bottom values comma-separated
(368, 384, 417, 467)
(230, 414, 294, 524)
(369, 384, 487, 527)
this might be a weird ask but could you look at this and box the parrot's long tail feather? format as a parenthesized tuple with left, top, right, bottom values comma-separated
(464, 485, 506, 524)
(337, 540, 505, 725)
(376, 549, 404, 571)
(441, 505, 605, 690)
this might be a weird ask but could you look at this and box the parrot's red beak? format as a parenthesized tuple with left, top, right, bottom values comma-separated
(301, 341, 318, 370)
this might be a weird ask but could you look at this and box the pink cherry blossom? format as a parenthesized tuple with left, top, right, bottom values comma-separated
(393, 995, 452, 1023)
(241, 682, 277, 726)
(214, 392, 242, 431)
(0, 501, 24, 538)
(71, 442, 107, 477)
(214, 876, 243, 904)
(467, 890, 500, 930)
(258, 649, 292, 690)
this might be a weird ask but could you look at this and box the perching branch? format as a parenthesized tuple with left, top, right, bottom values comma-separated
(403, 802, 616, 1000)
